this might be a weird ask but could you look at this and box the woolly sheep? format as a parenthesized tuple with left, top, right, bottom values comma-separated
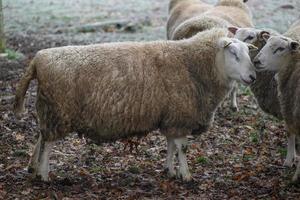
(167, 0, 253, 111)
(230, 27, 283, 118)
(168, 0, 253, 40)
(253, 21, 300, 181)
(233, 26, 300, 169)
(14, 28, 257, 182)
(167, 0, 212, 39)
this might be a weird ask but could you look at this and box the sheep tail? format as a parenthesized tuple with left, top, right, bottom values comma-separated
(14, 58, 37, 118)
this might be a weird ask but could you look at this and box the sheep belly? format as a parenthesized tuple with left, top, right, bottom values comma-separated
(36, 72, 165, 142)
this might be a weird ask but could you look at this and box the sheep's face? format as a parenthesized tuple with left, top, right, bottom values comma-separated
(235, 28, 259, 44)
(229, 27, 270, 50)
(217, 37, 257, 85)
(253, 36, 300, 72)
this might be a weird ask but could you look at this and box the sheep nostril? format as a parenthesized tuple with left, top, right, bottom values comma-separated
(249, 74, 256, 82)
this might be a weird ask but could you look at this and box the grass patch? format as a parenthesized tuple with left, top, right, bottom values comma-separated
(5, 49, 21, 60)
(90, 166, 105, 174)
(278, 147, 287, 157)
(240, 85, 252, 96)
(196, 156, 209, 165)
(250, 132, 259, 144)
(243, 155, 253, 162)
(13, 149, 28, 157)
(128, 165, 140, 174)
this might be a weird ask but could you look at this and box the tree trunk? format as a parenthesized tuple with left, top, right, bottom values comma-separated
(0, 0, 5, 53)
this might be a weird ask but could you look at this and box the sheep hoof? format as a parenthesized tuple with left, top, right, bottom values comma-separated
(165, 168, 176, 178)
(231, 106, 239, 112)
(176, 170, 192, 182)
(28, 166, 50, 181)
(295, 156, 300, 162)
(180, 174, 192, 182)
(32, 173, 50, 182)
(283, 159, 294, 167)
(283, 156, 299, 167)
(27, 166, 35, 174)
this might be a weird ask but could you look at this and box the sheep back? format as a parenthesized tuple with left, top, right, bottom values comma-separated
(206, 0, 253, 28)
(171, 15, 229, 40)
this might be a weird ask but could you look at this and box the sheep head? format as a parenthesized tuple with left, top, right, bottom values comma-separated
(253, 36, 300, 71)
(216, 37, 256, 85)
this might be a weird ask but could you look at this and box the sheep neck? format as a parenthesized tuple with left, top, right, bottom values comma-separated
(278, 53, 300, 90)
(179, 40, 232, 123)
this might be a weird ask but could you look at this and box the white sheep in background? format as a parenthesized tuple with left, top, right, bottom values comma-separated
(228, 27, 283, 117)
(167, 0, 213, 39)
(167, 0, 253, 112)
(253, 21, 300, 181)
(14, 28, 256, 182)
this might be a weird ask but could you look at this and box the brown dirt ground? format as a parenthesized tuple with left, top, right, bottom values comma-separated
(1, 0, 300, 199)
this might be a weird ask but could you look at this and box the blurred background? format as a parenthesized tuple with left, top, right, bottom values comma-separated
(3, 0, 300, 54)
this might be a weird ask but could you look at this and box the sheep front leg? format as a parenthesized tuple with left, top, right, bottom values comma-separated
(166, 136, 176, 177)
(174, 136, 191, 182)
(28, 133, 54, 181)
(38, 140, 54, 181)
(230, 82, 238, 112)
(292, 159, 300, 182)
(284, 133, 296, 167)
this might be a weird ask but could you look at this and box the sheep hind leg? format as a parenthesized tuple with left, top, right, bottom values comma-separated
(28, 133, 42, 174)
(165, 136, 176, 177)
(284, 133, 296, 167)
(174, 136, 191, 182)
(28, 133, 54, 181)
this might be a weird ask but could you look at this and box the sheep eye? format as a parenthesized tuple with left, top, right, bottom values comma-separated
(274, 47, 285, 54)
(243, 35, 254, 42)
(231, 52, 239, 61)
(228, 48, 239, 61)
(234, 54, 239, 61)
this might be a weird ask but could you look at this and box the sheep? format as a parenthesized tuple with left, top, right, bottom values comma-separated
(233, 27, 300, 168)
(239, 26, 300, 168)
(233, 26, 300, 169)
(230, 27, 283, 118)
(14, 28, 257, 182)
(167, 0, 213, 39)
(167, 0, 253, 112)
(253, 21, 300, 181)
(168, 0, 253, 40)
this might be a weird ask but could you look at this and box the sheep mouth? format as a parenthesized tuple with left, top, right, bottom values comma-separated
(241, 77, 254, 85)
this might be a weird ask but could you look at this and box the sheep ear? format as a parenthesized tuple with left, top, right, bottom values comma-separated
(260, 31, 270, 42)
(258, 31, 270, 41)
(223, 41, 232, 48)
(289, 41, 300, 51)
(248, 44, 258, 52)
(218, 38, 232, 49)
(228, 27, 238, 35)
(243, 0, 248, 2)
